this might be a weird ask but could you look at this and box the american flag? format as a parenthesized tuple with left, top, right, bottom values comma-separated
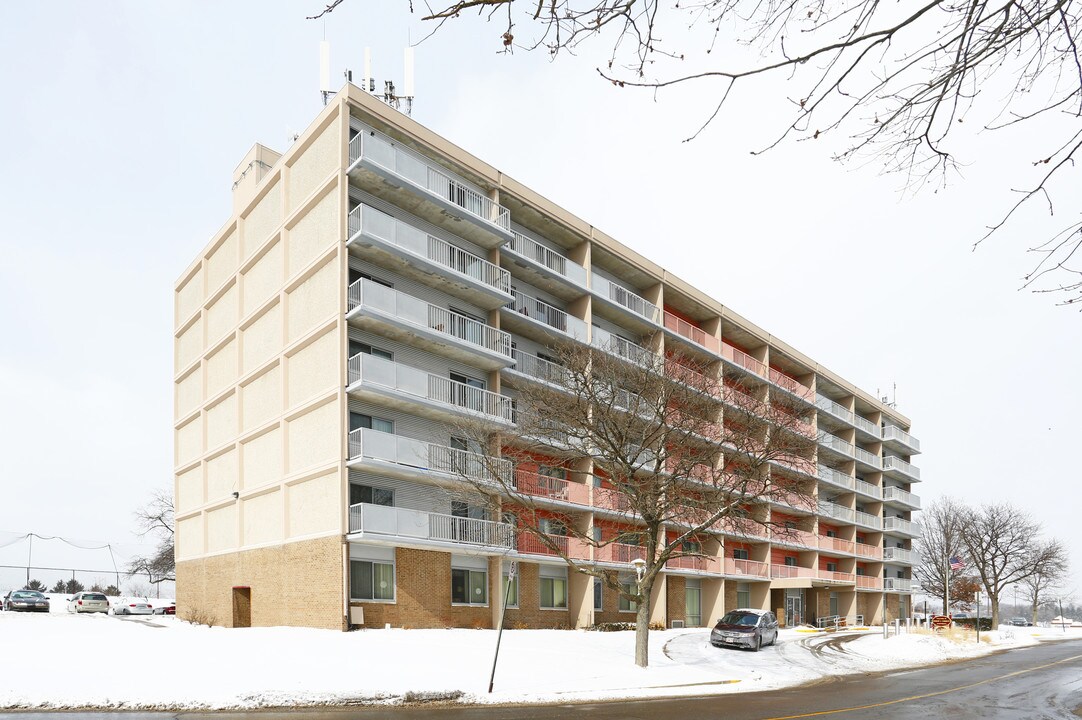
(949, 556, 966, 571)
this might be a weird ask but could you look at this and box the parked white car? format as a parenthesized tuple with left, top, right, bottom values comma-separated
(67, 592, 110, 614)
(111, 597, 154, 615)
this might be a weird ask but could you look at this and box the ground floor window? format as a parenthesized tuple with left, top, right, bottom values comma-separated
(350, 560, 395, 601)
(594, 578, 603, 611)
(736, 582, 751, 609)
(540, 576, 568, 609)
(619, 582, 638, 612)
(502, 572, 519, 608)
(452, 568, 487, 605)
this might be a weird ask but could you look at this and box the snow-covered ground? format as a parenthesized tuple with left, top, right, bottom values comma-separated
(0, 610, 1078, 710)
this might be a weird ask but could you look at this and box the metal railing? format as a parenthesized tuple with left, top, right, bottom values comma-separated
(854, 510, 882, 529)
(591, 326, 657, 367)
(773, 529, 816, 547)
(347, 205, 510, 294)
(770, 564, 816, 579)
(882, 486, 921, 508)
(505, 289, 586, 338)
(853, 414, 879, 437)
(348, 278, 512, 358)
(596, 542, 646, 564)
(507, 231, 588, 286)
(517, 532, 582, 558)
(592, 276, 661, 323)
(818, 569, 856, 583)
(512, 468, 590, 505)
(768, 367, 814, 401)
(720, 342, 768, 376)
(818, 535, 856, 554)
(882, 517, 921, 536)
(856, 575, 882, 590)
(854, 446, 881, 469)
(348, 502, 515, 549)
(666, 555, 719, 572)
(347, 427, 511, 484)
(663, 311, 719, 352)
(818, 614, 865, 628)
(855, 542, 882, 560)
(883, 547, 918, 564)
(348, 130, 510, 232)
(723, 558, 771, 578)
(882, 425, 921, 452)
(884, 577, 913, 592)
(816, 395, 855, 424)
(509, 348, 569, 386)
(882, 455, 921, 480)
(818, 464, 856, 491)
(854, 479, 881, 498)
(818, 501, 856, 523)
(347, 352, 516, 423)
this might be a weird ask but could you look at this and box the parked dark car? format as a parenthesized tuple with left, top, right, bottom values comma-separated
(3, 590, 50, 612)
(1008, 617, 1033, 627)
(711, 609, 779, 651)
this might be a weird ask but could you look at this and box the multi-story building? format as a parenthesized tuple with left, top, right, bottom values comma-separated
(173, 84, 922, 631)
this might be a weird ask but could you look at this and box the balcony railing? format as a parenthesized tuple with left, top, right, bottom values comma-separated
(720, 342, 768, 376)
(854, 510, 882, 530)
(773, 529, 816, 547)
(512, 469, 590, 505)
(666, 555, 719, 572)
(508, 348, 569, 386)
(718, 518, 769, 539)
(818, 501, 856, 524)
(348, 278, 513, 359)
(818, 535, 856, 554)
(855, 542, 882, 559)
(592, 485, 635, 513)
(768, 367, 814, 402)
(882, 486, 921, 509)
(816, 395, 855, 425)
(883, 547, 918, 564)
(856, 575, 882, 590)
(348, 353, 515, 423)
(505, 289, 587, 339)
(882, 517, 921, 536)
(592, 276, 661, 324)
(854, 446, 881, 469)
(818, 569, 856, 583)
(884, 577, 913, 592)
(591, 326, 657, 368)
(596, 542, 646, 564)
(348, 130, 511, 233)
(770, 564, 816, 579)
(854, 479, 881, 499)
(663, 311, 719, 353)
(348, 427, 511, 484)
(347, 204, 511, 295)
(818, 464, 855, 491)
(348, 502, 515, 549)
(882, 455, 922, 481)
(882, 425, 921, 453)
(723, 558, 771, 578)
(507, 231, 588, 286)
(818, 432, 880, 468)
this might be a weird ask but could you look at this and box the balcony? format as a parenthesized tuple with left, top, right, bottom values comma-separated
(856, 575, 883, 590)
(818, 501, 856, 524)
(854, 510, 882, 530)
(516, 533, 591, 560)
(770, 564, 817, 579)
(818, 464, 855, 491)
(818, 535, 856, 554)
(817, 569, 856, 584)
(723, 558, 771, 579)
(512, 468, 590, 506)
(884, 577, 914, 592)
(504, 230, 588, 292)
(817, 432, 881, 470)
(717, 518, 770, 539)
(501, 289, 588, 341)
(882, 517, 921, 537)
(592, 485, 635, 514)
(882, 425, 921, 455)
(854, 479, 881, 499)
(768, 367, 814, 403)
(347, 427, 511, 486)
(666, 555, 721, 573)
(591, 326, 658, 368)
(883, 547, 918, 564)
(504, 348, 570, 390)
(882, 455, 922, 482)
(346, 204, 511, 308)
(882, 486, 921, 509)
(854, 542, 882, 560)
(591, 275, 661, 328)
(720, 342, 768, 377)
(816, 395, 855, 426)
(347, 353, 515, 425)
(596, 542, 646, 565)
(663, 311, 720, 354)
(348, 502, 515, 550)
(347, 128, 512, 248)
(772, 529, 817, 548)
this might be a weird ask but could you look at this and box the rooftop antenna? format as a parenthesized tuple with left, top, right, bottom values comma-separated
(358, 45, 416, 116)
(320, 40, 332, 106)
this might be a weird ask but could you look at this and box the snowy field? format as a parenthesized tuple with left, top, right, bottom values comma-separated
(1, 608, 1079, 710)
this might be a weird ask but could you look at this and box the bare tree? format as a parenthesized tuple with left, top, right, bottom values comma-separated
(451, 339, 816, 667)
(312, 1, 1082, 304)
(1019, 538, 1070, 624)
(958, 503, 1043, 627)
(127, 489, 175, 585)
(915, 497, 967, 614)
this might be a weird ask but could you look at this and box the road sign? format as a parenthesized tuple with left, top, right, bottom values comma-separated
(931, 615, 952, 630)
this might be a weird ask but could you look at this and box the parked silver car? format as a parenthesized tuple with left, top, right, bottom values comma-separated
(67, 592, 110, 614)
(710, 608, 780, 651)
(111, 597, 154, 615)
(2, 590, 50, 612)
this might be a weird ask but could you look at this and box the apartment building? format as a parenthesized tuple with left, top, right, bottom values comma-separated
(173, 84, 922, 631)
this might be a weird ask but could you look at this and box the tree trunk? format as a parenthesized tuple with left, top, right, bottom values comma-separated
(990, 597, 999, 628)
(635, 580, 653, 668)
(1031, 600, 1039, 626)
(942, 591, 948, 615)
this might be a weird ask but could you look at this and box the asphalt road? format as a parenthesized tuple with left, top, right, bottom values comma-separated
(3, 638, 1080, 719)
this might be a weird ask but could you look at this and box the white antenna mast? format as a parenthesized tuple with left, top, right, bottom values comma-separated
(357, 45, 416, 116)
(319, 41, 332, 106)
(363, 48, 373, 93)
(403, 46, 415, 116)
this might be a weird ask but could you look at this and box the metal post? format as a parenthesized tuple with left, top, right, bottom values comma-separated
(26, 534, 32, 587)
(488, 561, 516, 694)
(976, 589, 980, 644)
(1060, 598, 1066, 633)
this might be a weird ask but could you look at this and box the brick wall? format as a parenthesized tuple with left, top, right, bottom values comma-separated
(666, 576, 686, 627)
(176, 534, 344, 630)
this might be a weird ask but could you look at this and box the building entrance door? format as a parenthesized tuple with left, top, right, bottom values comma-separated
(685, 587, 702, 627)
(232, 587, 251, 628)
(785, 591, 803, 627)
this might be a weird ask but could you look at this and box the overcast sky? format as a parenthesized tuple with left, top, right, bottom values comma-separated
(1, 2, 1078, 600)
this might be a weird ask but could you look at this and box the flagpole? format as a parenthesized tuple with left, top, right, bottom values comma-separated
(944, 546, 950, 616)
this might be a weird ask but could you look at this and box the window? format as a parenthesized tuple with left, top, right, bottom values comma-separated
(538, 465, 567, 481)
(540, 576, 568, 609)
(348, 340, 393, 362)
(594, 578, 603, 611)
(350, 413, 393, 434)
(452, 568, 488, 605)
(539, 518, 567, 536)
(784, 556, 797, 567)
(682, 540, 703, 554)
(449, 372, 486, 411)
(619, 582, 637, 612)
(732, 548, 749, 560)
(856, 567, 866, 576)
(736, 582, 751, 609)
(350, 484, 394, 507)
(350, 560, 395, 601)
(502, 572, 519, 608)
(829, 592, 839, 617)
(826, 562, 838, 572)
(826, 530, 837, 538)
